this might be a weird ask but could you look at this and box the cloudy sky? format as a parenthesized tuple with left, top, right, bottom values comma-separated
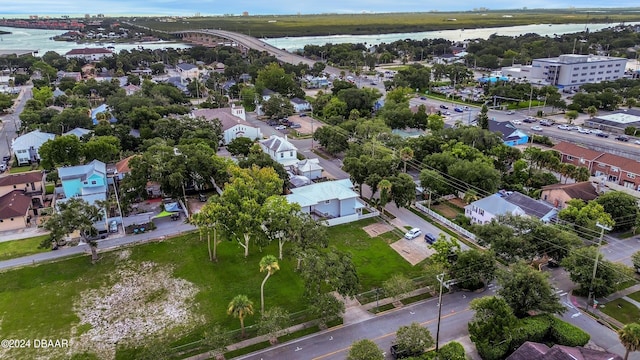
(0, 1, 635, 16)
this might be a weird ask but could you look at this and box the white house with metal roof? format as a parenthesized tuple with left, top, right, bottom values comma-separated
(191, 105, 261, 145)
(63, 127, 92, 138)
(259, 135, 298, 166)
(11, 130, 56, 166)
(464, 191, 557, 225)
(295, 158, 323, 180)
(285, 179, 378, 226)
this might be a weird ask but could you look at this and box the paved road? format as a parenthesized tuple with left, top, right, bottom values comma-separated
(0, 85, 31, 159)
(235, 289, 480, 360)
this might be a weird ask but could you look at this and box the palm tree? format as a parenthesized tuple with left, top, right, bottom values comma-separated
(619, 323, 640, 360)
(259, 255, 280, 314)
(399, 147, 414, 173)
(377, 179, 393, 210)
(587, 105, 598, 119)
(227, 295, 254, 338)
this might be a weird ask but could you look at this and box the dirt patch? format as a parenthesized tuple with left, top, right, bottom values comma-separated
(363, 222, 394, 237)
(432, 204, 460, 220)
(390, 238, 435, 266)
(71, 261, 203, 359)
(447, 197, 467, 208)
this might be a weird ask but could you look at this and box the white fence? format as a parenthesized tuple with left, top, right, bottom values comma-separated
(325, 210, 380, 226)
(414, 201, 476, 241)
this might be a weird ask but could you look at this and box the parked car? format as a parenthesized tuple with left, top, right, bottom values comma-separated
(540, 120, 552, 126)
(274, 125, 287, 130)
(596, 132, 610, 138)
(439, 105, 449, 109)
(454, 107, 464, 113)
(290, 123, 301, 129)
(424, 233, 437, 244)
(299, 113, 307, 117)
(2, 155, 10, 164)
(404, 228, 422, 240)
(577, 127, 591, 134)
(419, 97, 427, 100)
(511, 120, 522, 125)
(523, 118, 536, 123)
(557, 124, 570, 130)
(442, 111, 451, 115)
(616, 135, 630, 142)
(267, 120, 279, 126)
(506, 110, 515, 115)
(0, 164, 6, 172)
(531, 126, 543, 132)
(109, 220, 118, 233)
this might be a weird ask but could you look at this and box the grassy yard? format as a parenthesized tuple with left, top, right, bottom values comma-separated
(9, 165, 42, 173)
(0, 234, 50, 261)
(0, 218, 420, 358)
(628, 291, 640, 303)
(600, 298, 640, 325)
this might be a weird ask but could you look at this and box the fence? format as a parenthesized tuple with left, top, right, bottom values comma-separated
(415, 201, 476, 241)
(324, 209, 380, 226)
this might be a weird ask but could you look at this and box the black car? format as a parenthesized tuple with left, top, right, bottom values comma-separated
(439, 105, 449, 109)
(2, 155, 10, 164)
(540, 120, 552, 126)
(596, 132, 610, 138)
(523, 118, 536, 123)
(616, 135, 630, 142)
(266, 120, 278, 126)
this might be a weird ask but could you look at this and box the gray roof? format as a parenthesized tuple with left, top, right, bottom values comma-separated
(63, 127, 91, 138)
(467, 194, 523, 216)
(11, 130, 55, 151)
(290, 97, 309, 104)
(58, 159, 106, 181)
(176, 63, 197, 71)
(488, 120, 523, 141)
(286, 179, 357, 207)
(504, 192, 556, 219)
(260, 135, 297, 153)
(191, 108, 255, 132)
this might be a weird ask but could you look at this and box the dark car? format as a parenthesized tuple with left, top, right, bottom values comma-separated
(439, 105, 449, 109)
(300, 113, 307, 117)
(420, 97, 427, 100)
(267, 120, 278, 126)
(523, 118, 536, 123)
(454, 107, 463, 113)
(540, 120, 552, 126)
(596, 132, 610, 138)
(616, 135, 630, 142)
(425, 233, 437, 244)
(290, 123, 301, 129)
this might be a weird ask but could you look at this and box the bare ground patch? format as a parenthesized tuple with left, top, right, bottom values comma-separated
(362, 222, 394, 237)
(390, 238, 435, 266)
(71, 260, 203, 359)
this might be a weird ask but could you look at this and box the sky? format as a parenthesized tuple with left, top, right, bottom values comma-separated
(0, 1, 636, 16)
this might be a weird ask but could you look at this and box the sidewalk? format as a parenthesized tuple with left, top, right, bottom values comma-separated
(0, 226, 49, 242)
(569, 283, 640, 329)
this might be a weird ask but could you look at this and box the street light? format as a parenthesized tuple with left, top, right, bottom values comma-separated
(585, 222, 612, 311)
(528, 84, 534, 116)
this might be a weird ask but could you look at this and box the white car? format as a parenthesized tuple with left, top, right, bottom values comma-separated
(531, 126, 543, 132)
(404, 228, 422, 240)
(506, 110, 515, 115)
(590, 129, 603, 135)
(512, 120, 522, 125)
(274, 125, 287, 130)
(634, 140, 640, 145)
(577, 128, 591, 134)
(557, 124, 570, 130)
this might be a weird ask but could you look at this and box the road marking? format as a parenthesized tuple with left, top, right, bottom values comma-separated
(295, 346, 302, 352)
(311, 308, 472, 360)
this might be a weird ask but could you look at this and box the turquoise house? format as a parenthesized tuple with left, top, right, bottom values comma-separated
(58, 160, 107, 205)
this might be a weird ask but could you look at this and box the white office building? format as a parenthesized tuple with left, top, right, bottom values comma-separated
(530, 54, 627, 90)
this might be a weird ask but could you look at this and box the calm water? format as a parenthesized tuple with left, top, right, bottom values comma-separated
(0, 26, 191, 55)
(1, 22, 639, 55)
(264, 22, 640, 51)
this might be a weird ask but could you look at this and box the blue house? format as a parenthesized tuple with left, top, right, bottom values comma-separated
(488, 119, 528, 146)
(58, 160, 108, 206)
(90, 104, 118, 125)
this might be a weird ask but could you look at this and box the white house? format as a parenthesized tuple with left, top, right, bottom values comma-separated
(465, 191, 557, 225)
(64, 48, 113, 61)
(11, 130, 55, 166)
(191, 106, 261, 145)
(286, 179, 377, 226)
(63, 127, 92, 138)
(176, 63, 200, 79)
(295, 158, 323, 180)
(290, 97, 311, 113)
(259, 135, 298, 166)
(261, 88, 276, 102)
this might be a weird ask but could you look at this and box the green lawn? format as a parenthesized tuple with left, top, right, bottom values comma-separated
(0, 234, 50, 261)
(9, 165, 42, 173)
(600, 298, 640, 325)
(627, 291, 640, 303)
(0, 218, 420, 358)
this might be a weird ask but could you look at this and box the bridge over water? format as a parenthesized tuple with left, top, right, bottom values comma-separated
(172, 29, 342, 76)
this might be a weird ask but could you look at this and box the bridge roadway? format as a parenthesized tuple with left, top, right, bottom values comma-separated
(173, 29, 343, 77)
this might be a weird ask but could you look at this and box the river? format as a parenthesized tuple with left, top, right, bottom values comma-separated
(1, 22, 639, 55)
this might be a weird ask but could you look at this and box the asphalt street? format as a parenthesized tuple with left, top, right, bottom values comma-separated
(0, 85, 31, 159)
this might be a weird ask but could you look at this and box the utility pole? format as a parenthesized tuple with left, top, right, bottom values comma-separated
(435, 273, 445, 353)
(528, 84, 534, 116)
(585, 222, 612, 311)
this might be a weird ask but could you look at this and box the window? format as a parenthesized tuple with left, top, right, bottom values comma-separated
(325, 200, 331, 204)
(628, 173, 636, 179)
(567, 155, 574, 160)
(612, 167, 619, 172)
(91, 180, 97, 185)
(289, 151, 293, 157)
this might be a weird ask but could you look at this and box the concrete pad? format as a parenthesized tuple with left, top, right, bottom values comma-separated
(363, 222, 394, 237)
(456, 335, 481, 360)
(390, 238, 435, 265)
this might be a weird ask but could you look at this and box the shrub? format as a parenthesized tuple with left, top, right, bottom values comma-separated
(436, 341, 466, 360)
(509, 315, 552, 352)
(475, 339, 509, 360)
(549, 317, 590, 347)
